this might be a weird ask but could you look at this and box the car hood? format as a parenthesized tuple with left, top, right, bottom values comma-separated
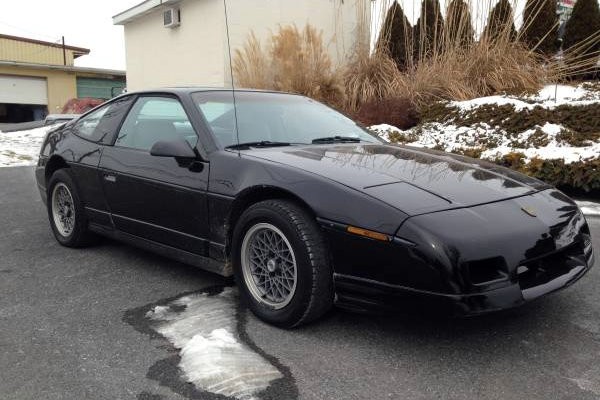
(243, 143, 551, 215)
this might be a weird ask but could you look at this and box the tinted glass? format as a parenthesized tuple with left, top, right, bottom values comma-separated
(192, 91, 379, 148)
(72, 96, 134, 143)
(115, 96, 198, 151)
(73, 105, 109, 141)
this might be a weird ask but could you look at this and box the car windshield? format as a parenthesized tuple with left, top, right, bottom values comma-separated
(192, 91, 381, 148)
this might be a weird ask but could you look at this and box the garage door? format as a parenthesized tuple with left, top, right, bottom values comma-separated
(77, 77, 125, 99)
(0, 75, 48, 105)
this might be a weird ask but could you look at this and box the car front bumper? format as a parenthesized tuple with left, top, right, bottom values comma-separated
(333, 240, 594, 316)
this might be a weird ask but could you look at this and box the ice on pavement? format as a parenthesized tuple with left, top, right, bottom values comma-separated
(145, 287, 282, 400)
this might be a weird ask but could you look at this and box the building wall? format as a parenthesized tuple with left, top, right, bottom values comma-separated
(121, 0, 369, 90)
(0, 37, 77, 66)
(123, 0, 226, 91)
(226, 0, 369, 69)
(0, 65, 77, 113)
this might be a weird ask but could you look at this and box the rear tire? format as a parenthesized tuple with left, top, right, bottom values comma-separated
(232, 200, 334, 328)
(47, 169, 96, 247)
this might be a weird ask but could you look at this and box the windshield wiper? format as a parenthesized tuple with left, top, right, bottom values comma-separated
(225, 141, 292, 150)
(311, 136, 361, 144)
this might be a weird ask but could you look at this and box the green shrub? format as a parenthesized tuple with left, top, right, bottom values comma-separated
(387, 130, 420, 143)
(520, 0, 558, 54)
(497, 153, 600, 191)
(451, 147, 484, 158)
(377, 2, 412, 69)
(563, 0, 600, 64)
(445, 0, 474, 49)
(423, 101, 600, 135)
(413, 0, 445, 60)
(483, 0, 517, 42)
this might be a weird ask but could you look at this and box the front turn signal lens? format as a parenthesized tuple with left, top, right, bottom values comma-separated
(347, 226, 390, 242)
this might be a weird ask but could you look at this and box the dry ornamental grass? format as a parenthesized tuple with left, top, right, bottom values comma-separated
(233, 0, 600, 115)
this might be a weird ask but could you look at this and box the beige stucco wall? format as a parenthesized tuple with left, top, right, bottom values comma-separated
(226, 0, 369, 68)
(123, 0, 226, 91)
(122, 0, 369, 90)
(0, 66, 77, 113)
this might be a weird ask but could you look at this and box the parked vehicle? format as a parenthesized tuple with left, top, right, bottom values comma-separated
(44, 114, 79, 126)
(35, 89, 594, 328)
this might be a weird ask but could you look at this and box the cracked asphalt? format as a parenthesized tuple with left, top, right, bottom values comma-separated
(1, 166, 600, 400)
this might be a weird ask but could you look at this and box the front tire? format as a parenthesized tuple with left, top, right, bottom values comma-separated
(232, 200, 333, 328)
(47, 169, 95, 247)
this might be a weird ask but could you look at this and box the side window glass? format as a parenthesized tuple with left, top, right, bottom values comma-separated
(95, 96, 135, 144)
(72, 96, 135, 143)
(73, 105, 110, 140)
(115, 97, 198, 151)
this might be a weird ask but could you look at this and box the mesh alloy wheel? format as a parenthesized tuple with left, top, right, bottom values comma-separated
(51, 182, 76, 237)
(240, 223, 298, 309)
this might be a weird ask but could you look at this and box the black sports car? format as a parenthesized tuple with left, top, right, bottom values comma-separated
(36, 88, 594, 328)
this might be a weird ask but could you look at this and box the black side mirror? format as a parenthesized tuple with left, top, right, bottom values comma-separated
(150, 139, 198, 159)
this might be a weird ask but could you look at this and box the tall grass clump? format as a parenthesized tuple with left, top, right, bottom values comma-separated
(343, 50, 403, 111)
(233, 0, 600, 114)
(233, 25, 345, 108)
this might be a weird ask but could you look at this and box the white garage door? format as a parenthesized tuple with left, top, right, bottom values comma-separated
(0, 75, 48, 105)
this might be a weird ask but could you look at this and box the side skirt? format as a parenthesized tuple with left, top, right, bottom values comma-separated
(88, 223, 232, 277)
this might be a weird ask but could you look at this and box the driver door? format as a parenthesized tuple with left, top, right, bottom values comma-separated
(99, 95, 210, 255)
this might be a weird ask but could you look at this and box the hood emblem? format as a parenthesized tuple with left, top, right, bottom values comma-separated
(521, 206, 537, 217)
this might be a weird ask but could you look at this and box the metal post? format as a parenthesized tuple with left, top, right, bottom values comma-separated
(62, 36, 66, 66)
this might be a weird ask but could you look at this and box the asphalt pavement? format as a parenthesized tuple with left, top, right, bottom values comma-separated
(1, 166, 600, 400)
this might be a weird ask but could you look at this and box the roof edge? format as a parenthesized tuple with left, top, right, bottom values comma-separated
(0, 60, 126, 77)
(113, 0, 181, 25)
(0, 33, 90, 54)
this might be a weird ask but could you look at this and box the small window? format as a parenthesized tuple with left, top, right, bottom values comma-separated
(73, 105, 110, 141)
(115, 97, 198, 151)
(72, 96, 135, 143)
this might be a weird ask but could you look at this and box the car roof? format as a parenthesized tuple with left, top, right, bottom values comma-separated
(125, 87, 297, 96)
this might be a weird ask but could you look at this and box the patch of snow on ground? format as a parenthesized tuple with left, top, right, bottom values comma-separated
(450, 83, 600, 111)
(479, 122, 600, 164)
(146, 288, 282, 400)
(576, 201, 600, 217)
(450, 95, 534, 111)
(369, 124, 402, 142)
(0, 126, 53, 167)
(370, 84, 600, 165)
(534, 84, 589, 102)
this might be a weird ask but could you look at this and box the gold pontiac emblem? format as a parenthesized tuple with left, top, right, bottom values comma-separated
(521, 206, 537, 217)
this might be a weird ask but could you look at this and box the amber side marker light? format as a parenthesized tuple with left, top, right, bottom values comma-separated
(347, 226, 390, 241)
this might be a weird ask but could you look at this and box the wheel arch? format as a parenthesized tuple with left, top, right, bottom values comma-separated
(226, 185, 317, 254)
(45, 155, 69, 185)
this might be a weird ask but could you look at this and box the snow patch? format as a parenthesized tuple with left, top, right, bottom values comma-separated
(576, 201, 600, 217)
(146, 288, 282, 400)
(534, 84, 590, 102)
(0, 126, 54, 167)
(369, 124, 403, 142)
(450, 83, 600, 112)
(479, 122, 600, 164)
(369, 84, 600, 165)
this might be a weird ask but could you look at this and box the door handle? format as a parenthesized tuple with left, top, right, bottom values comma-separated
(103, 174, 117, 183)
